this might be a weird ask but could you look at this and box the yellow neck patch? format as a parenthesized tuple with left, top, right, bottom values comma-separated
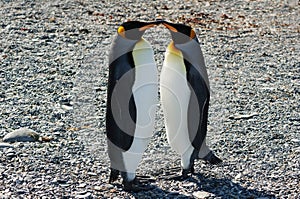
(167, 41, 183, 57)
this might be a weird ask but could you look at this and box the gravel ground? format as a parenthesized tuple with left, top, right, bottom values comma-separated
(0, 0, 299, 198)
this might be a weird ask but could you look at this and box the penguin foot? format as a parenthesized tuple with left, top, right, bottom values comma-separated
(181, 165, 195, 179)
(122, 178, 154, 192)
(181, 169, 190, 179)
(202, 151, 223, 165)
(108, 168, 120, 183)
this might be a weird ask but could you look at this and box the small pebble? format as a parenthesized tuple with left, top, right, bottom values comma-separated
(182, 182, 196, 187)
(94, 184, 113, 191)
(87, 172, 97, 176)
(234, 173, 242, 180)
(61, 104, 73, 111)
(75, 191, 92, 199)
(6, 152, 16, 158)
(0, 143, 14, 148)
(229, 112, 259, 120)
(193, 191, 212, 199)
(291, 138, 299, 143)
(16, 189, 28, 194)
(77, 183, 87, 188)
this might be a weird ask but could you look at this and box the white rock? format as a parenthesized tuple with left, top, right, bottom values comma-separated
(182, 182, 196, 187)
(235, 173, 242, 180)
(77, 183, 86, 188)
(61, 104, 73, 110)
(193, 191, 212, 199)
(229, 112, 259, 120)
(0, 142, 14, 148)
(75, 192, 91, 199)
(291, 138, 299, 143)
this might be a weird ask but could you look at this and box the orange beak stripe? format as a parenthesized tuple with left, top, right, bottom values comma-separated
(163, 23, 178, 32)
(139, 24, 156, 31)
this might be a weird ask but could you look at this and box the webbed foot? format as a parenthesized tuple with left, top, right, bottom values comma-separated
(108, 168, 120, 183)
(123, 178, 154, 192)
(202, 151, 223, 164)
(181, 164, 195, 179)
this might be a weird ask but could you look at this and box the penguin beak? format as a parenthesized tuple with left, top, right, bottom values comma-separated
(162, 23, 178, 32)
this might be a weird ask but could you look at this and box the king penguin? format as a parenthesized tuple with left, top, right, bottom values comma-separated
(160, 21, 222, 178)
(106, 21, 160, 191)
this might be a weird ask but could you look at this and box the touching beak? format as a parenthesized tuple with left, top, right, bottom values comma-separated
(139, 21, 162, 31)
(139, 24, 156, 31)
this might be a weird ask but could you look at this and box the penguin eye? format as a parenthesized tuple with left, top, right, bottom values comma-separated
(190, 29, 196, 40)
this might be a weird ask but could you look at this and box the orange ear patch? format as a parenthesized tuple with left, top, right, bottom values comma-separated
(118, 26, 125, 34)
(190, 29, 196, 40)
(117, 26, 126, 38)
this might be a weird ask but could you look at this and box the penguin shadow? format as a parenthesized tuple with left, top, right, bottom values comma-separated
(127, 179, 275, 199)
(128, 165, 276, 198)
(109, 175, 190, 198)
(128, 184, 191, 199)
(186, 172, 276, 199)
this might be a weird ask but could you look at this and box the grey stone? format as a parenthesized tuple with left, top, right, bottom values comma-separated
(3, 128, 39, 142)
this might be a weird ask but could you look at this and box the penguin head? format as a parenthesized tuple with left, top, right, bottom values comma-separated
(117, 21, 160, 40)
(162, 21, 196, 44)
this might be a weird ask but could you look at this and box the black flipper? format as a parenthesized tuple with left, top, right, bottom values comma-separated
(106, 52, 137, 151)
(173, 36, 210, 154)
(185, 60, 210, 152)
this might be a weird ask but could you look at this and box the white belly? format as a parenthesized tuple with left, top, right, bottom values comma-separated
(160, 47, 193, 155)
(122, 38, 158, 173)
